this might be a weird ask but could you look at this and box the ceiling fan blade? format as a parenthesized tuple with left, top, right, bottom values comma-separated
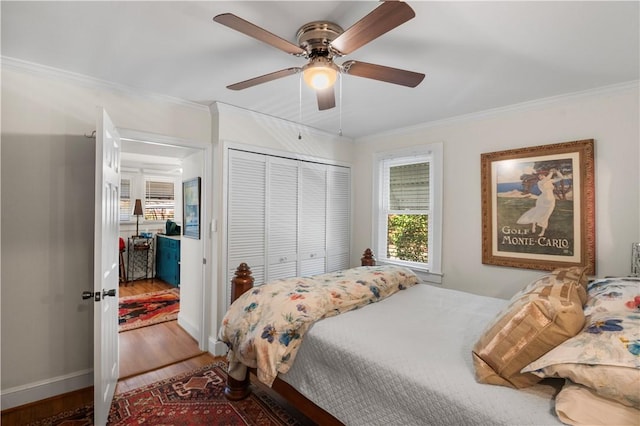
(330, 2, 415, 56)
(214, 13, 305, 56)
(342, 60, 425, 87)
(227, 68, 301, 90)
(316, 87, 336, 110)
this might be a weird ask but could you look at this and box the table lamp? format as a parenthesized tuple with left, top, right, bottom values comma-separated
(133, 199, 143, 237)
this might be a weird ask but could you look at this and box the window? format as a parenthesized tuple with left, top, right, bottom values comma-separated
(374, 144, 443, 282)
(120, 173, 177, 224)
(120, 178, 132, 222)
(144, 179, 175, 221)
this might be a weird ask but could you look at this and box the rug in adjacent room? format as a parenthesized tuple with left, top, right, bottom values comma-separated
(108, 361, 311, 425)
(119, 288, 180, 332)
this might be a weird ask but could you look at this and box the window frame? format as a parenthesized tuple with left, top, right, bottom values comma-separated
(373, 143, 443, 284)
(120, 172, 179, 225)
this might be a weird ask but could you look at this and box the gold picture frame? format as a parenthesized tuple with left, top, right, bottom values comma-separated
(481, 139, 595, 274)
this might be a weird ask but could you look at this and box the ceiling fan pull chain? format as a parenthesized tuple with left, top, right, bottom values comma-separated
(338, 73, 343, 136)
(298, 72, 303, 140)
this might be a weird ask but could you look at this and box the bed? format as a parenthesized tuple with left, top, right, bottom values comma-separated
(219, 252, 640, 425)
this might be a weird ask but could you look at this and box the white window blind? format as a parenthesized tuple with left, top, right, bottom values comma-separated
(388, 162, 429, 211)
(144, 179, 175, 221)
(120, 178, 132, 221)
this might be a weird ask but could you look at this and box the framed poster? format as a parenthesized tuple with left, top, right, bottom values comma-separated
(481, 139, 595, 274)
(183, 177, 201, 239)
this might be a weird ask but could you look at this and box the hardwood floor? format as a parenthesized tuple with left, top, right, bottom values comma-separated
(119, 278, 204, 378)
(1, 278, 210, 425)
(119, 278, 174, 297)
(120, 319, 204, 378)
(0, 354, 223, 425)
(0, 386, 94, 425)
(116, 352, 221, 393)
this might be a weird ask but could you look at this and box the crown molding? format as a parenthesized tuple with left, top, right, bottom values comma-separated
(1, 56, 211, 113)
(358, 80, 640, 141)
(211, 101, 354, 142)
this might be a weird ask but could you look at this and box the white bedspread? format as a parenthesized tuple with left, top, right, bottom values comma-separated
(280, 283, 564, 425)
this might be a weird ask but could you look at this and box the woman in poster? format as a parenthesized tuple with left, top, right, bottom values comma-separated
(516, 168, 564, 237)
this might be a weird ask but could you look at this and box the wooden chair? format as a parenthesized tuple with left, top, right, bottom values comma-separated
(119, 237, 127, 284)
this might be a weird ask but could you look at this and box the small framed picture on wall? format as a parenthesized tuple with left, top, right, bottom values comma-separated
(183, 177, 201, 239)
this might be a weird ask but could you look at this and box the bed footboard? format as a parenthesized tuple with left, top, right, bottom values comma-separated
(223, 250, 376, 423)
(223, 262, 253, 400)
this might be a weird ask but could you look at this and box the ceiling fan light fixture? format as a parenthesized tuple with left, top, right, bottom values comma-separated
(302, 57, 338, 90)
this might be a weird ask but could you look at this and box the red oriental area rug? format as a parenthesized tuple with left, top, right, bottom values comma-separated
(119, 289, 180, 332)
(26, 362, 312, 425)
(108, 362, 310, 425)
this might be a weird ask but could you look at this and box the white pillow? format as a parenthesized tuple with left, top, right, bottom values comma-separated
(555, 380, 640, 426)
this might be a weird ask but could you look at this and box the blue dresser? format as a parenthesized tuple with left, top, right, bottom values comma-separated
(156, 235, 180, 287)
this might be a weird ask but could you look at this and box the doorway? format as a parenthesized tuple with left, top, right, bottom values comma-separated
(118, 279, 201, 378)
(117, 130, 208, 377)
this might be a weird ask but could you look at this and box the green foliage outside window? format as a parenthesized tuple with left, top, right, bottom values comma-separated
(387, 214, 428, 263)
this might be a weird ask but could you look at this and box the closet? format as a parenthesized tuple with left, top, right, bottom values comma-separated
(227, 149, 350, 294)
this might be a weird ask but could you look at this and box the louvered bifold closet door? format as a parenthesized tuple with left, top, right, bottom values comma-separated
(327, 165, 351, 272)
(227, 150, 266, 302)
(266, 157, 298, 281)
(299, 163, 327, 276)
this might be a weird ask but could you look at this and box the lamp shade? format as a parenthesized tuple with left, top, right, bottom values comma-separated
(302, 57, 338, 90)
(133, 199, 143, 216)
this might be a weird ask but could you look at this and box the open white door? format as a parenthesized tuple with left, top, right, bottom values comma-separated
(93, 107, 121, 425)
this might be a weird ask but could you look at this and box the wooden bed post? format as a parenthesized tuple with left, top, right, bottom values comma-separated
(224, 263, 254, 401)
(361, 248, 376, 266)
(222, 262, 348, 424)
(230, 262, 254, 302)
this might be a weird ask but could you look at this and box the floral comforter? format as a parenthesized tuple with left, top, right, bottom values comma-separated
(219, 265, 419, 386)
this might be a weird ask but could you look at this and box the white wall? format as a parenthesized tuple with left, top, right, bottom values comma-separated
(353, 83, 640, 299)
(207, 102, 354, 353)
(178, 151, 205, 343)
(0, 65, 210, 408)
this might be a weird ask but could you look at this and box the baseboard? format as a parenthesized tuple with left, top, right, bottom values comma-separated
(0, 369, 92, 410)
(177, 312, 199, 342)
(210, 338, 228, 356)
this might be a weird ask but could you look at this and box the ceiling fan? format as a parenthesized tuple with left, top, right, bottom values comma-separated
(213, 1, 425, 111)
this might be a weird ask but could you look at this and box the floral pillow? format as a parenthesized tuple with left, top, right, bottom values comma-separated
(523, 277, 640, 408)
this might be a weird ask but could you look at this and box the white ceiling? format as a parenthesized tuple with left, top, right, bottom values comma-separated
(2, 1, 638, 140)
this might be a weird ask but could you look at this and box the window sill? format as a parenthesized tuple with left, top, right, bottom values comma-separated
(375, 260, 443, 285)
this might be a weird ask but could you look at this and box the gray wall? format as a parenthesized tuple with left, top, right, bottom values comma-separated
(1, 134, 94, 387)
(2, 64, 638, 410)
(1, 66, 210, 408)
(353, 84, 640, 298)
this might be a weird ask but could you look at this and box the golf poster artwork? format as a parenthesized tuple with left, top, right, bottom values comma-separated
(493, 154, 579, 260)
(481, 140, 595, 273)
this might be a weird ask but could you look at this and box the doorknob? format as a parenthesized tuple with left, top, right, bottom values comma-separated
(82, 291, 100, 302)
(82, 289, 116, 301)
